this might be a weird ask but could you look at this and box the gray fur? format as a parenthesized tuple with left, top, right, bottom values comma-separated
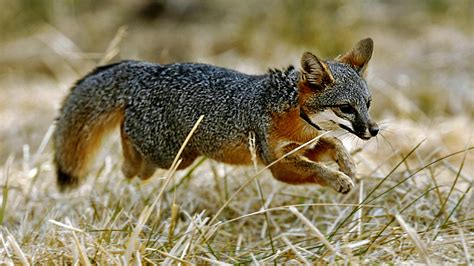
(57, 61, 301, 167)
(55, 51, 375, 189)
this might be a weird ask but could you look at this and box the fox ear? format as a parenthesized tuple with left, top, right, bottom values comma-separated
(336, 38, 373, 75)
(300, 52, 335, 88)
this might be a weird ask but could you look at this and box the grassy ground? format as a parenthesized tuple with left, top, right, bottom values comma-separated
(0, 1, 473, 264)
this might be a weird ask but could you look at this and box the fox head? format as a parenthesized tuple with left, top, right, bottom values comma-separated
(298, 38, 379, 140)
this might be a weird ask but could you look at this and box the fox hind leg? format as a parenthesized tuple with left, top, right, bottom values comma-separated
(120, 122, 156, 180)
(138, 160, 156, 180)
(120, 123, 145, 179)
(121, 122, 158, 180)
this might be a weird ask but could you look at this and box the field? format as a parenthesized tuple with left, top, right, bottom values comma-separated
(0, 1, 473, 264)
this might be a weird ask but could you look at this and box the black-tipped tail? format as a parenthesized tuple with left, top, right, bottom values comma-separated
(56, 167, 79, 192)
(53, 61, 128, 192)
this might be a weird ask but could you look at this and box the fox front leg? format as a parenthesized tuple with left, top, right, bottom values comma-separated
(323, 136, 356, 179)
(270, 143, 355, 194)
(306, 136, 356, 180)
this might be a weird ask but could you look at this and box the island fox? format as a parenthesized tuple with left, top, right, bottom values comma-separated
(54, 38, 378, 194)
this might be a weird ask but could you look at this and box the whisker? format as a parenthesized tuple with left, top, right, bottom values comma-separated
(336, 131, 351, 140)
(377, 119, 394, 125)
(378, 128, 397, 136)
(378, 132, 398, 154)
(379, 127, 394, 132)
(352, 135, 359, 147)
(375, 134, 380, 153)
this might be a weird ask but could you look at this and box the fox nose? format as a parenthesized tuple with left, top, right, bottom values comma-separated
(368, 121, 379, 136)
(369, 126, 379, 136)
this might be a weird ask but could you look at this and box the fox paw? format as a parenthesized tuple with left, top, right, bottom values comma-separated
(330, 172, 354, 194)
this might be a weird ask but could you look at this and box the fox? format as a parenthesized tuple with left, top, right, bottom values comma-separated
(53, 38, 378, 194)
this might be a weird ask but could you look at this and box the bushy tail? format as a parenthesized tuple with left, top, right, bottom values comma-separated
(53, 62, 127, 191)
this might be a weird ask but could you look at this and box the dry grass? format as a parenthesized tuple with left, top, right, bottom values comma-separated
(0, 1, 473, 264)
(0, 119, 472, 264)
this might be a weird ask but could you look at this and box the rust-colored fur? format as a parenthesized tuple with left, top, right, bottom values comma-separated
(55, 108, 124, 189)
(264, 76, 356, 193)
(213, 143, 253, 165)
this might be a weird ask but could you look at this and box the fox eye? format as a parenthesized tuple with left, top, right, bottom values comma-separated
(339, 105, 354, 114)
(367, 100, 371, 109)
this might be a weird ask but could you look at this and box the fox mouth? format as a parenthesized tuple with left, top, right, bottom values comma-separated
(301, 109, 373, 140)
(338, 123, 371, 140)
(300, 109, 322, 130)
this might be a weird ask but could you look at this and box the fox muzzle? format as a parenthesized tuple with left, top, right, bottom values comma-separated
(368, 120, 379, 137)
